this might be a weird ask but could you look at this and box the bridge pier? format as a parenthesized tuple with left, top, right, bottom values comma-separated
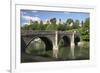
(53, 31, 59, 58)
(53, 44, 59, 58)
(70, 31, 76, 59)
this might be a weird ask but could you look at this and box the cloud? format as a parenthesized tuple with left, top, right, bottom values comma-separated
(32, 16, 41, 21)
(22, 15, 41, 21)
(21, 11, 27, 15)
(21, 15, 41, 26)
(23, 22, 30, 25)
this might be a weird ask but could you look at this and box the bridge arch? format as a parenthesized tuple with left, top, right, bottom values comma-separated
(25, 36, 53, 53)
(21, 37, 26, 53)
(59, 36, 71, 47)
(74, 36, 80, 46)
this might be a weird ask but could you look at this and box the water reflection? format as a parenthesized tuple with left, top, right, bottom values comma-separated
(21, 38, 89, 62)
(58, 45, 89, 60)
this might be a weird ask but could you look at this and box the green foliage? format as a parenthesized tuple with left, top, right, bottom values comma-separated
(27, 39, 45, 55)
(81, 41, 89, 49)
(39, 21, 45, 30)
(21, 18, 90, 42)
(57, 24, 66, 31)
(21, 25, 30, 30)
(46, 23, 57, 30)
(79, 18, 90, 41)
(65, 18, 74, 25)
(72, 20, 80, 29)
(50, 18, 57, 24)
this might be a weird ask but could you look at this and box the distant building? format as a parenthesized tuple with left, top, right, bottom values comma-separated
(28, 18, 64, 25)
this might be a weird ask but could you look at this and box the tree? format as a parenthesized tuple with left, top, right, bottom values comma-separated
(81, 21, 84, 27)
(80, 18, 90, 41)
(64, 18, 74, 30)
(39, 20, 45, 30)
(59, 19, 62, 24)
(84, 18, 89, 30)
(72, 20, 80, 29)
(46, 18, 57, 30)
(29, 21, 40, 30)
(66, 18, 74, 25)
(21, 25, 30, 30)
(50, 18, 57, 24)
(57, 24, 66, 31)
(46, 24, 57, 30)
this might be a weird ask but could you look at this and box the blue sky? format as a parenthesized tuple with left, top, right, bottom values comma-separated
(20, 9, 89, 26)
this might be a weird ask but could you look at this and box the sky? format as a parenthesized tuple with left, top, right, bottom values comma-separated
(20, 9, 89, 26)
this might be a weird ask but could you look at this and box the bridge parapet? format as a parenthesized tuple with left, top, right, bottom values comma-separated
(21, 30, 80, 38)
(21, 30, 56, 36)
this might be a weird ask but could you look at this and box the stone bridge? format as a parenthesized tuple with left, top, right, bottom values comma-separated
(21, 30, 80, 58)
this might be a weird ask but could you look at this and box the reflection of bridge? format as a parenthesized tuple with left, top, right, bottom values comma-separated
(21, 30, 80, 58)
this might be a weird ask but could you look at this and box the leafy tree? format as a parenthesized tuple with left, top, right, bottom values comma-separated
(46, 24, 57, 30)
(44, 20, 51, 30)
(57, 24, 66, 31)
(39, 20, 45, 30)
(21, 25, 30, 30)
(50, 18, 57, 24)
(59, 19, 62, 24)
(84, 18, 89, 30)
(81, 21, 84, 27)
(72, 20, 80, 29)
(29, 21, 40, 30)
(66, 18, 74, 25)
(64, 18, 74, 30)
(46, 18, 57, 30)
(80, 18, 90, 41)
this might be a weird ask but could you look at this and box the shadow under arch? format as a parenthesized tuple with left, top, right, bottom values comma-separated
(74, 36, 80, 46)
(59, 36, 71, 47)
(24, 36, 53, 52)
(21, 37, 26, 53)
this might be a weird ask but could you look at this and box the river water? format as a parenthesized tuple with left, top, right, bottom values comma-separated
(21, 41, 89, 63)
